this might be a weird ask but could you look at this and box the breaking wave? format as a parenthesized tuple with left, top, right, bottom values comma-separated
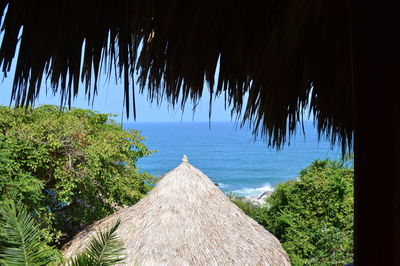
(232, 184, 274, 197)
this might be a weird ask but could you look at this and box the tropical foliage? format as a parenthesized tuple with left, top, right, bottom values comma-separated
(0, 105, 154, 243)
(0, 200, 61, 265)
(0, 200, 125, 266)
(66, 220, 126, 266)
(233, 159, 354, 265)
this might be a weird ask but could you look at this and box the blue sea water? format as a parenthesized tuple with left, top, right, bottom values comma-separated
(124, 121, 342, 197)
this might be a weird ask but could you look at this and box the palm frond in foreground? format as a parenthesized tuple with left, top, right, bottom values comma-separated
(0, 200, 60, 265)
(67, 220, 126, 266)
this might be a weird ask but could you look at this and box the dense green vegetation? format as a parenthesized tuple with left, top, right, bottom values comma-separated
(0, 105, 154, 244)
(232, 159, 354, 265)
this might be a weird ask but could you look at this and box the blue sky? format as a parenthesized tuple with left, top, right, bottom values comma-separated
(0, 72, 233, 123)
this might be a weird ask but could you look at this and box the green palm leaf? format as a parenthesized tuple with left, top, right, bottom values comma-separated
(68, 220, 126, 266)
(0, 200, 60, 265)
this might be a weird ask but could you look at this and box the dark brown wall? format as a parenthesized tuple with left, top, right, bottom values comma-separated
(354, 1, 400, 264)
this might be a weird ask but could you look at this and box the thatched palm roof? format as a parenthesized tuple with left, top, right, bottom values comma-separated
(0, 1, 352, 152)
(62, 156, 290, 265)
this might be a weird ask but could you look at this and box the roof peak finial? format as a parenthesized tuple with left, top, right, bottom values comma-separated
(182, 154, 189, 163)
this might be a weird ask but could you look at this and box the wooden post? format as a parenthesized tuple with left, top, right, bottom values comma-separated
(353, 1, 400, 264)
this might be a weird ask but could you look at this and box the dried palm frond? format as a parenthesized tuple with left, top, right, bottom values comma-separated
(0, 0, 353, 152)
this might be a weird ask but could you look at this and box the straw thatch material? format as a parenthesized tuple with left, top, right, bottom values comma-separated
(62, 156, 290, 265)
(0, 1, 352, 152)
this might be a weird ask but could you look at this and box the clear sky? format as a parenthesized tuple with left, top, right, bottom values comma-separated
(0, 70, 233, 123)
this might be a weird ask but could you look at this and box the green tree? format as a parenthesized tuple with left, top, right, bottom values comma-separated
(0, 105, 154, 244)
(234, 159, 354, 265)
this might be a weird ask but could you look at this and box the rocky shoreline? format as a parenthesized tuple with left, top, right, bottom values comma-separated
(240, 190, 273, 206)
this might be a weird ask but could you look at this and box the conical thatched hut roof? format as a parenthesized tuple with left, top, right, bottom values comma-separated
(62, 156, 290, 265)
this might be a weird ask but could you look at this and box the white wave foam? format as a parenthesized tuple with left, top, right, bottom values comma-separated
(217, 183, 229, 188)
(232, 184, 274, 197)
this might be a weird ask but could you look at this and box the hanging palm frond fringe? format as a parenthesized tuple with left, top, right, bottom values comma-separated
(0, 0, 353, 152)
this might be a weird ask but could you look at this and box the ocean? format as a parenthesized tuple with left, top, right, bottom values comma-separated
(124, 121, 342, 197)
